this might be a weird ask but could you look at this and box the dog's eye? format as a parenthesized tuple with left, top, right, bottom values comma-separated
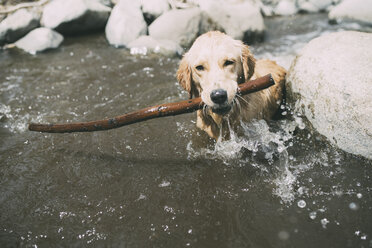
(224, 60, 235, 67)
(196, 65, 204, 71)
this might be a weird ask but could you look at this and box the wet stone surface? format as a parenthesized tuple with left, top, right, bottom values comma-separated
(0, 14, 371, 247)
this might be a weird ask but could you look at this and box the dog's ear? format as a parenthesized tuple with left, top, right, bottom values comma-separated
(177, 56, 197, 99)
(241, 44, 256, 81)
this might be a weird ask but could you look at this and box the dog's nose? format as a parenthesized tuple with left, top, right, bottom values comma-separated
(210, 89, 228, 104)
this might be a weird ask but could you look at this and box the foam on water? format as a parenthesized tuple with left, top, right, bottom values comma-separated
(0, 103, 30, 133)
(186, 113, 310, 204)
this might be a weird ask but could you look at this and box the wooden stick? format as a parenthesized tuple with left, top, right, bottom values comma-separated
(28, 74, 274, 133)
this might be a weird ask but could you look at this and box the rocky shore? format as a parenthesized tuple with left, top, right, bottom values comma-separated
(1, 0, 371, 55)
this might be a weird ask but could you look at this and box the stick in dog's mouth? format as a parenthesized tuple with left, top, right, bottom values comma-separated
(28, 74, 274, 133)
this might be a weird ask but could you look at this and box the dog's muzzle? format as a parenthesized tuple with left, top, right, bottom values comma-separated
(210, 89, 232, 115)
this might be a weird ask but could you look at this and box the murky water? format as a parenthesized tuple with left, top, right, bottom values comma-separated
(1, 14, 371, 247)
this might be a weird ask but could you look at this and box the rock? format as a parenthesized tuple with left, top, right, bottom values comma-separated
(274, 0, 297, 16)
(41, 0, 111, 35)
(127, 35, 184, 56)
(97, 0, 113, 7)
(298, 1, 319, 13)
(260, 4, 275, 17)
(329, 0, 372, 25)
(0, 9, 39, 45)
(298, 0, 334, 13)
(149, 8, 206, 47)
(15, 27, 63, 54)
(105, 0, 147, 47)
(286, 31, 372, 160)
(198, 0, 264, 42)
(140, 0, 170, 24)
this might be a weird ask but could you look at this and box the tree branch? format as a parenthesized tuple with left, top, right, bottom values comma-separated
(28, 74, 274, 133)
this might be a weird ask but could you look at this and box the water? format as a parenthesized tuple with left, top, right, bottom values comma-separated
(1, 14, 372, 247)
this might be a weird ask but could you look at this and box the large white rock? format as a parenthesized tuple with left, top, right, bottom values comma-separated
(199, 0, 264, 42)
(41, 0, 111, 34)
(0, 9, 39, 45)
(297, 0, 333, 13)
(128, 35, 184, 56)
(140, 0, 170, 23)
(329, 0, 372, 25)
(274, 0, 297, 16)
(149, 8, 207, 48)
(15, 27, 63, 54)
(105, 0, 147, 47)
(297, 0, 334, 13)
(286, 31, 372, 160)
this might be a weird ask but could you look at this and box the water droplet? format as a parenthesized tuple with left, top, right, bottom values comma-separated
(321, 218, 329, 229)
(309, 211, 317, 220)
(297, 200, 306, 208)
(297, 187, 304, 195)
(136, 194, 146, 201)
(278, 230, 290, 240)
(188, 229, 192, 234)
(349, 202, 359, 211)
(159, 181, 171, 188)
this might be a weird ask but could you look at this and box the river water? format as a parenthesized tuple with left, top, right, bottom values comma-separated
(1, 14, 371, 247)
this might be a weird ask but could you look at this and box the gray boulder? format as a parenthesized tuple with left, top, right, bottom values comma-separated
(41, 0, 111, 35)
(105, 0, 147, 47)
(329, 0, 372, 25)
(149, 8, 219, 47)
(128, 35, 184, 56)
(198, 0, 264, 42)
(0, 9, 39, 45)
(286, 31, 372, 160)
(15, 27, 63, 54)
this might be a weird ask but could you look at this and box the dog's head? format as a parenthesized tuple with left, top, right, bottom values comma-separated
(177, 31, 255, 115)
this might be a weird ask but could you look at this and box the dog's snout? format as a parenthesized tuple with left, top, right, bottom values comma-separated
(210, 89, 228, 104)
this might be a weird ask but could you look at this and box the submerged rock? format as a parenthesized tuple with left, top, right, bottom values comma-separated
(15, 27, 63, 54)
(0, 9, 39, 45)
(105, 0, 147, 47)
(329, 0, 372, 26)
(127, 35, 183, 56)
(198, 0, 264, 42)
(41, 0, 111, 35)
(286, 31, 372, 160)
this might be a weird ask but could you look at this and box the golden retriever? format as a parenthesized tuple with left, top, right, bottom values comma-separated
(177, 31, 286, 140)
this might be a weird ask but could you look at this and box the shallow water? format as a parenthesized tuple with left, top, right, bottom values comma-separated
(1, 14, 371, 247)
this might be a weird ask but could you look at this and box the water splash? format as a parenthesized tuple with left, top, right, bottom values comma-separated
(0, 103, 30, 133)
(187, 115, 312, 204)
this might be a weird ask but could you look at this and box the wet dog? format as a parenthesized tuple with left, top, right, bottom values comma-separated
(177, 31, 286, 140)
